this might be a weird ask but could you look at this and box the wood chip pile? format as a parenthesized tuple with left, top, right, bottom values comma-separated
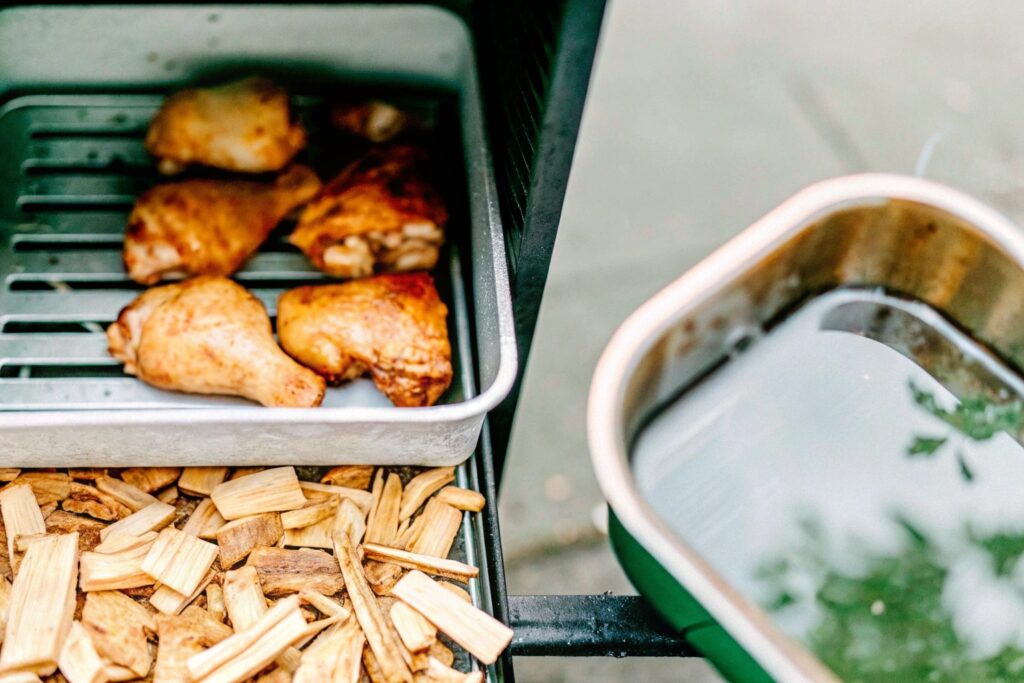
(0, 465, 509, 682)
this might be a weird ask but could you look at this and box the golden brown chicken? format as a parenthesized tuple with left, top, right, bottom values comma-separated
(288, 145, 447, 279)
(331, 100, 411, 143)
(277, 273, 452, 407)
(124, 165, 321, 285)
(145, 77, 307, 175)
(107, 276, 325, 407)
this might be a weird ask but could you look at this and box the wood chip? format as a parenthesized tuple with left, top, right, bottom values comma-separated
(294, 617, 364, 683)
(320, 466, 374, 490)
(8, 473, 71, 507)
(246, 546, 344, 596)
(217, 513, 284, 568)
(211, 468, 306, 521)
(79, 534, 156, 592)
(428, 641, 454, 668)
(363, 544, 477, 583)
(63, 484, 131, 522)
(365, 473, 402, 546)
(186, 596, 305, 683)
(222, 566, 268, 631)
(0, 484, 45, 572)
(156, 486, 178, 504)
(333, 531, 412, 683)
(0, 674, 40, 683)
(280, 499, 338, 530)
(93, 530, 157, 554)
(121, 468, 180, 494)
(206, 583, 226, 623)
(297, 590, 349, 620)
(364, 561, 405, 597)
(406, 501, 461, 559)
(297, 482, 372, 512)
(180, 498, 225, 539)
(229, 468, 266, 480)
(0, 533, 79, 675)
(392, 571, 512, 665)
(99, 502, 175, 542)
(178, 467, 229, 497)
(0, 576, 10, 644)
(68, 470, 105, 483)
(149, 568, 216, 615)
(140, 528, 218, 596)
(154, 606, 232, 683)
(390, 601, 436, 653)
(437, 582, 471, 604)
(433, 488, 485, 513)
(57, 622, 106, 683)
(399, 469, 454, 522)
(334, 498, 367, 546)
(282, 516, 333, 550)
(82, 591, 155, 678)
(0, 470, 20, 483)
(95, 476, 159, 513)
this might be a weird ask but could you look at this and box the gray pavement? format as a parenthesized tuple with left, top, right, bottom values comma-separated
(499, 1, 1024, 680)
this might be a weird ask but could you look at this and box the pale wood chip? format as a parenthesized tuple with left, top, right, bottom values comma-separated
(99, 502, 175, 542)
(95, 477, 158, 513)
(120, 468, 180, 494)
(246, 546, 344, 596)
(178, 467, 228, 497)
(81, 591, 154, 678)
(0, 483, 45, 573)
(0, 576, 10, 644)
(364, 544, 477, 583)
(140, 528, 218, 596)
(365, 561, 405, 597)
(148, 568, 215, 616)
(0, 533, 79, 675)
(206, 583, 226, 623)
(179, 498, 224, 539)
(280, 499, 338, 530)
(428, 641, 454, 668)
(298, 589, 350, 620)
(398, 469, 455, 522)
(154, 486, 177, 504)
(79, 534, 156, 592)
(413, 657, 483, 683)
(437, 582, 471, 604)
(92, 530, 157, 555)
(365, 473, 403, 547)
(334, 498, 367, 546)
(217, 513, 284, 568)
(390, 601, 437, 653)
(0, 470, 20, 483)
(57, 622, 106, 683)
(405, 501, 461, 559)
(211, 467, 306, 521)
(229, 467, 266, 481)
(432, 487, 485, 513)
(320, 466, 374, 490)
(294, 617, 364, 683)
(333, 531, 412, 683)
(282, 516, 333, 550)
(222, 566, 268, 631)
(392, 571, 512, 665)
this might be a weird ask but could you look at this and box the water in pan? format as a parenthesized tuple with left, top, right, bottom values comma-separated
(632, 287, 1024, 682)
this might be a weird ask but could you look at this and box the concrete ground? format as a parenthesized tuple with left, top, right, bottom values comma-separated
(499, 1, 1024, 680)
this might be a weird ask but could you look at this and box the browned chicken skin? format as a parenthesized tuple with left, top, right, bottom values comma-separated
(277, 273, 453, 407)
(331, 100, 411, 143)
(107, 277, 325, 407)
(288, 145, 447, 279)
(145, 77, 307, 175)
(124, 165, 321, 285)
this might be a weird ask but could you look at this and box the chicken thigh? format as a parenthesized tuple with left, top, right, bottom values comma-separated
(277, 273, 452, 407)
(288, 145, 447, 279)
(145, 77, 307, 175)
(107, 276, 325, 407)
(124, 165, 321, 285)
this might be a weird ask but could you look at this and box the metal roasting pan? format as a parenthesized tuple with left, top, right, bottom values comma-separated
(0, 5, 517, 465)
(588, 174, 1024, 683)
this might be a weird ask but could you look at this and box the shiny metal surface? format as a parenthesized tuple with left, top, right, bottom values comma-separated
(0, 6, 516, 465)
(588, 174, 1024, 682)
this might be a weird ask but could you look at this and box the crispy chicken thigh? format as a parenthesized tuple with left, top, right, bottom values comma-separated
(124, 165, 321, 285)
(277, 273, 452, 407)
(107, 276, 325, 407)
(288, 145, 447, 279)
(145, 77, 307, 175)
